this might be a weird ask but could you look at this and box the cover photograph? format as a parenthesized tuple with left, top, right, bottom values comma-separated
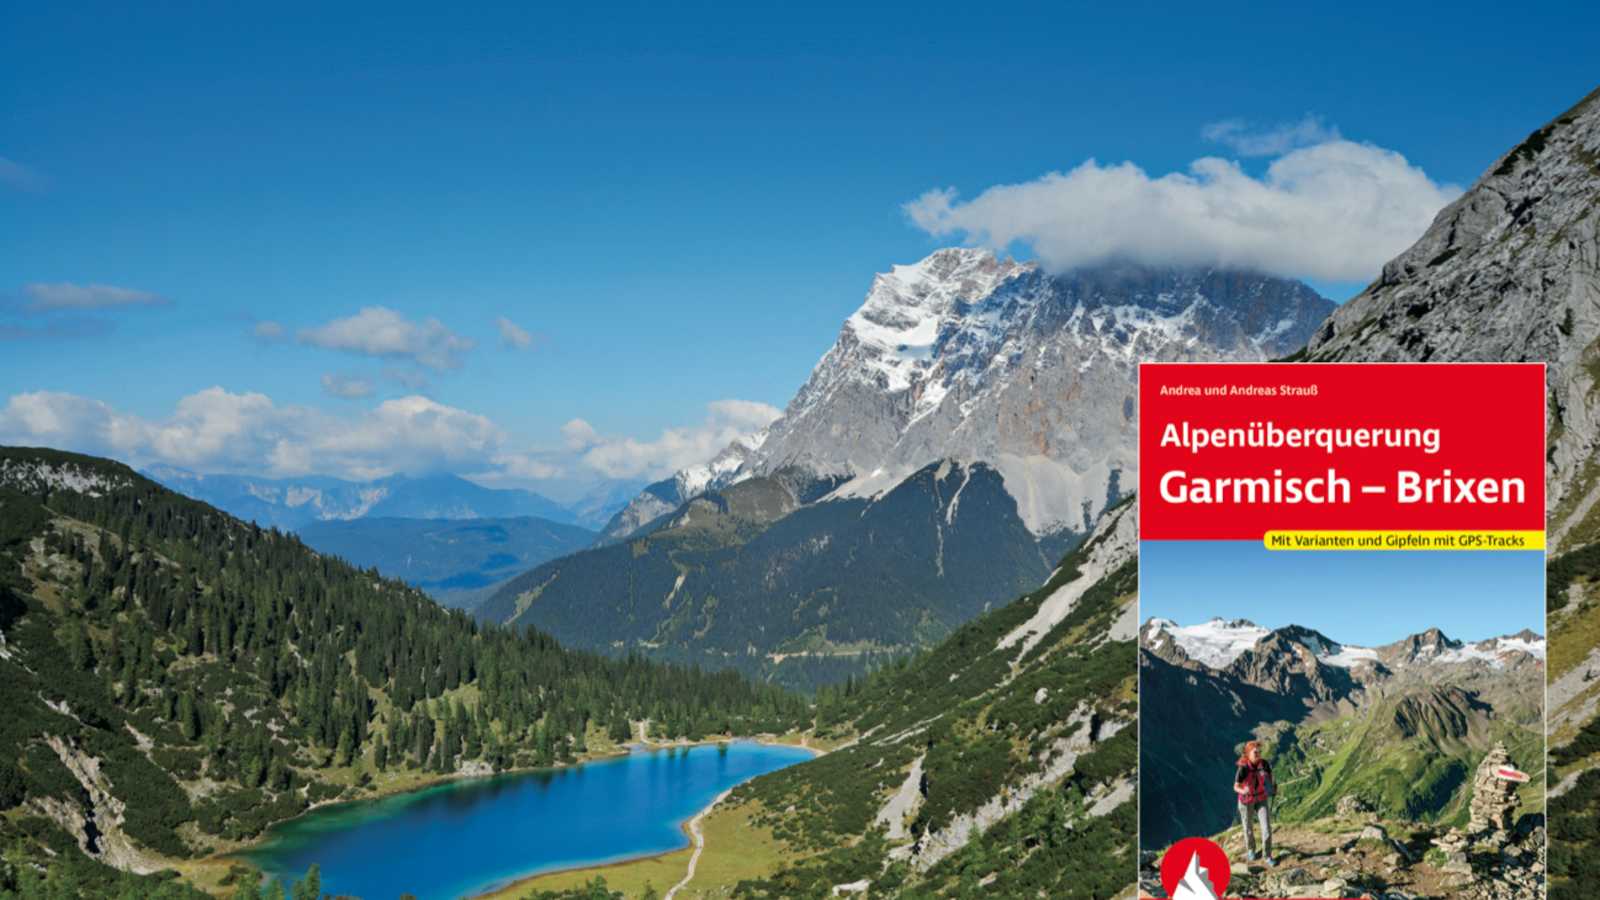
(1137, 363, 1547, 900)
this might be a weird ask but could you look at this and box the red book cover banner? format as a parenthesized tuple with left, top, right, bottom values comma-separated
(1137, 363, 1546, 900)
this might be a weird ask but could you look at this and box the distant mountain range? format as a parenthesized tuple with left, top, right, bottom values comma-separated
(141, 466, 639, 532)
(295, 516, 596, 611)
(1140, 617, 1545, 849)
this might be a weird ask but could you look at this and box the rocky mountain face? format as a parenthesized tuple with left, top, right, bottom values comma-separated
(143, 466, 598, 531)
(1140, 620, 1545, 850)
(604, 249, 1333, 543)
(1303, 86, 1600, 551)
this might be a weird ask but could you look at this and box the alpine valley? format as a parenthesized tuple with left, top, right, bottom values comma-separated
(0, 448, 806, 898)
(478, 252, 1332, 690)
(1, 76, 1598, 900)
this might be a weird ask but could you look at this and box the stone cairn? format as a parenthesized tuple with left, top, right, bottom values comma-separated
(1468, 742, 1521, 834)
(1431, 743, 1527, 886)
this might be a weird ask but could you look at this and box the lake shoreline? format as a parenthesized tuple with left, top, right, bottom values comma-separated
(219, 735, 823, 898)
(467, 737, 824, 900)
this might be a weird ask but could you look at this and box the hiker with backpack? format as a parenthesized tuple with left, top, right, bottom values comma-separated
(1234, 740, 1276, 865)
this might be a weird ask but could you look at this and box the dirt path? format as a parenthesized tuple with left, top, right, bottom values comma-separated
(665, 788, 732, 900)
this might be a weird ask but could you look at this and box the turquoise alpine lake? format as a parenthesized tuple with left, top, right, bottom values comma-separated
(241, 741, 815, 899)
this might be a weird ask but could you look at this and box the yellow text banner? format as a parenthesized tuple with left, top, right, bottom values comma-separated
(1263, 530, 1545, 551)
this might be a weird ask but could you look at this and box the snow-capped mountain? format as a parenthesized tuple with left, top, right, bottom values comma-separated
(599, 428, 769, 540)
(607, 250, 1333, 540)
(1142, 617, 1546, 674)
(1140, 617, 1270, 668)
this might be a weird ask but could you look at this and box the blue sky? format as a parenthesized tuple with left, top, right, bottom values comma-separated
(2, 1, 1595, 494)
(1141, 541, 1544, 646)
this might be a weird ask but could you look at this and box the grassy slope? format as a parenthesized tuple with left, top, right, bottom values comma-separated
(491, 502, 1140, 899)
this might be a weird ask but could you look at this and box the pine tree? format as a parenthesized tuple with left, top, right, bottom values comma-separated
(291, 864, 321, 900)
(335, 726, 354, 768)
(177, 690, 200, 741)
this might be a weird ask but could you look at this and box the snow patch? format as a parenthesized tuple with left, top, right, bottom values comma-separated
(1438, 635, 1547, 668)
(0, 460, 132, 497)
(284, 486, 321, 509)
(1158, 618, 1269, 669)
(1320, 645, 1380, 668)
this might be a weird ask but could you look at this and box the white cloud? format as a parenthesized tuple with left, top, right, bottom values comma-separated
(1201, 115, 1340, 157)
(312, 396, 501, 479)
(705, 399, 786, 430)
(489, 451, 563, 480)
(0, 392, 147, 457)
(496, 316, 535, 350)
(561, 418, 601, 451)
(0, 388, 508, 481)
(299, 306, 475, 371)
(905, 137, 1460, 283)
(24, 282, 167, 312)
(321, 373, 374, 399)
(0, 157, 47, 192)
(0, 388, 780, 489)
(253, 320, 286, 341)
(576, 400, 781, 480)
(143, 388, 279, 468)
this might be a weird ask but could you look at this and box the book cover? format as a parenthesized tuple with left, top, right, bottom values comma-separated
(1136, 363, 1547, 900)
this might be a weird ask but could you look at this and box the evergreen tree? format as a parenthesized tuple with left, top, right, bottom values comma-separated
(291, 864, 321, 900)
(0, 759, 24, 809)
(177, 690, 200, 741)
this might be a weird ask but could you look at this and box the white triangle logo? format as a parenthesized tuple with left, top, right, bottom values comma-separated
(1171, 847, 1221, 900)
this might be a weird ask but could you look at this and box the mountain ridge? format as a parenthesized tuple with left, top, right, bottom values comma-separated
(142, 465, 634, 532)
(603, 254, 1334, 543)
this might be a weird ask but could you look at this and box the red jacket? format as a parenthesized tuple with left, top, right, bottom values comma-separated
(1235, 759, 1272, 805)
